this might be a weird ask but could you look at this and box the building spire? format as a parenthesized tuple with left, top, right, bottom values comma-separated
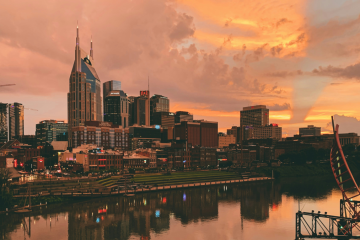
(90, 35, 93, 60)
(74, 23, 81, 72)
(148, 75, 149, 92)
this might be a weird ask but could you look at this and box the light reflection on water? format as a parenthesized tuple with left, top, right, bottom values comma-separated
(2, 176, 353, 240)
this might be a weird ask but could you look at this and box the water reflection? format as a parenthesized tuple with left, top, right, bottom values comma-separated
(2, 177, 340, 240)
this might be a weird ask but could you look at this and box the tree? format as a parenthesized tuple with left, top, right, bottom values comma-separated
(0, 168, 10, 196)
(0, 169, 13, 210)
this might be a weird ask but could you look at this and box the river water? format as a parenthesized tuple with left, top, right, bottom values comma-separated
(2, 176, 357, 240)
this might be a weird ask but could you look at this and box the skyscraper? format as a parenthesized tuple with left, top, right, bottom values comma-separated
(150, 94, 169, 125)
(67, 26, 102, 146)
(9, 102, 24, 140)
(103, 80, 121, 110)
(0, 103, 9, 142)
(129, 91, 150, 126)
(104, 90, 129, 127)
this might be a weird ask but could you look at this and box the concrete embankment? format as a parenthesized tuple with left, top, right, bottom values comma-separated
(12, 177, 273, 199)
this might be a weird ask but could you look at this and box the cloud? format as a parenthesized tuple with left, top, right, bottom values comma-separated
(233, 44, 247, 62)
(286, 32, 306, 46)
(268, 103, 291, 111)
(169, 13, 196, 41)
(325, 114, 360, 135)
(245, 43, 269, 63)
(267, 70, 303, 78)
(270, 44, 284, 56)
(275, 18, 292, 28)
(312, 62, 360, 79)
(224, 18, 232, 27)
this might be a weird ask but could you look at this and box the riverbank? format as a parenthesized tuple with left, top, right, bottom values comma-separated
(256, 164, 332, 178)
(256, 160, 360, 178)
(2, 176, 273, 213)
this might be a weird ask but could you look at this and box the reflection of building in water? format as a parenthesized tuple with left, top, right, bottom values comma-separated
(237, 182, 282, 222)
(160, 188, 218, 224)
(63, 182, 281, 239)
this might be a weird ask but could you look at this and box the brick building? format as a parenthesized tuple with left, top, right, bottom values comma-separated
(88, 152, 123, 171)
(174, 120, 218, 148)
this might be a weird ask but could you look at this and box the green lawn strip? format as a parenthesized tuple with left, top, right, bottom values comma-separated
(133, 173, 237, 181)
(134, 172, 235, 178)
(133, 174, 239, 182)
(133, 176, 241, 186)
(97, 179, 114, 184)
(152, 177, 240, 186)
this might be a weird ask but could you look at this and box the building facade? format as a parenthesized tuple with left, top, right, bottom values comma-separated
(103, 80, 121, 109)
(175, 111, 193, 123)
(36, 120, 68, 145)
(68, 26, 101, 146)
(253, 124, 282, 140)
(0, 103, 8, 142)
(129, 91, 150, 126)
(104, 90, 129, 128)
(152, 112, 175, 129)
(8, 103, 24, 140)
(240, 105, 269, 127)
(150, 94, 169, 125)
(88, 152, 123, 171)
(71, 121, 129, 150)
(174, 121, 218, 148)
(175, 121, 201, 146)
(218, 134, 236, 148)
(299, 125, 321, 136)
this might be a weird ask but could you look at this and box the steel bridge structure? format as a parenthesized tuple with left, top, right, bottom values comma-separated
(295, 117, 360, 240)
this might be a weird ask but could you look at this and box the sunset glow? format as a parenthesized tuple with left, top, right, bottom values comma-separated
(1, 0, 360, 136)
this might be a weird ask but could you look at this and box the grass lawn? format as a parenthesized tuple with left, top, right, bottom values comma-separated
(95, 171, 243, 187)
(133, 171, 241, 186)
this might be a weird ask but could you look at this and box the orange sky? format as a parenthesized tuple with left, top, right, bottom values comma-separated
(1, 0, 360, 136)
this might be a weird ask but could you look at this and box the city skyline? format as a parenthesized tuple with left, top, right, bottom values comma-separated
(2, 0, 360, 136)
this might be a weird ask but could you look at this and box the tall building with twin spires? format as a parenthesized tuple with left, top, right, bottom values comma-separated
(67, 26, 101, 146)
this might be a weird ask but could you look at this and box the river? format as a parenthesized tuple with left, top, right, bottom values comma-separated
(2, 176, 357, 240)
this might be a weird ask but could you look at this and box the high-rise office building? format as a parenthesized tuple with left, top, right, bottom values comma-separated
(240, 105, 269, 142)
(103, 80, 121, 112)
(150, 94, 169, 125)
(175, 111, 193, 123)
(128, 96, 135, 127)
(128, 91, 150, 126)
(9, 102, 24, 140)
(36, 120, 68, 146)
(152, 112, 175, 129)
(240, 105, 269, 127)
(104, 90, 129, 127)
(67, 26, 102, 146)
(299, 125, 321, 136)
(0, 103, 8, 142)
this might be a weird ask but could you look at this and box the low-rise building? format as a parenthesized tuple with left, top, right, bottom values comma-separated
(88, 152, 123, 171)
(123, 153, 149, 169)
(71, 121, 129, 150)
(299, 125, 321, 136)
(218, 134, 236, 148)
